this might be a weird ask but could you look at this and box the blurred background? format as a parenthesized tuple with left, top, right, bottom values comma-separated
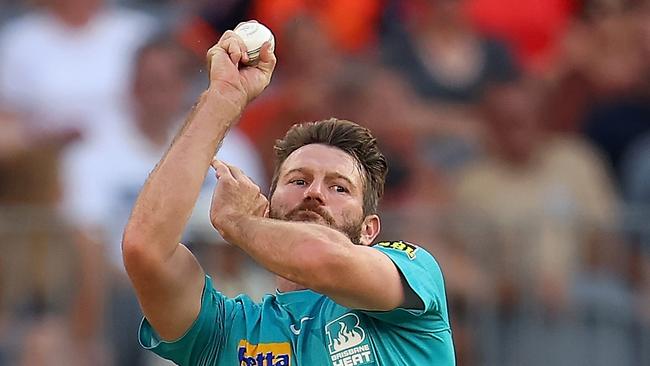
(0, 0, 649, 365)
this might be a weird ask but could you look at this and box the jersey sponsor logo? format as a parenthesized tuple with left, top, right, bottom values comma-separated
(377, 240, 418, 259)
(325, 313, 375, 366)
(237, 340, 291, 366)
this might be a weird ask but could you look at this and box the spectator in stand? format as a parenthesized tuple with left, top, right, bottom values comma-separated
(381, 0, 518, 103)
(546, 0, 650, 182)
(454, 78, 618, 308)
(451, 78, 623, 365)
(0, 0, 155, 132)
(0, 109, 106, 365)
(0, 0, 157, 239)
(465, 0, 576, 73)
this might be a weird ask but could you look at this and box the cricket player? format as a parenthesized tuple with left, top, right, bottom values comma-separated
(122, 21, 455, 366)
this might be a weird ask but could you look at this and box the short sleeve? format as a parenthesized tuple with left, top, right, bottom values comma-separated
(365, 241, 449, 327)
(138, 276, 229, 366)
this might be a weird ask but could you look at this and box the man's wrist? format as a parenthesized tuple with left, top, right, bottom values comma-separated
(202, 88, 244, 118)
(215, 213, 252, 246)
(206, 83, 248, 112)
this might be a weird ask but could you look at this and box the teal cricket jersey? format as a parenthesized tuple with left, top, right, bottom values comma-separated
(139, 241, 456, 365)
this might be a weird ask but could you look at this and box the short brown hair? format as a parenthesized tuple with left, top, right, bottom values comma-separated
(270, 118, 388, 215)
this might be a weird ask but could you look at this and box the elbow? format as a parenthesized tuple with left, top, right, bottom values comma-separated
(121, 231, 144, 272)
(121, 229, 157, 276)
(121, 222, 144, 258)
(121, 216, 142, 248)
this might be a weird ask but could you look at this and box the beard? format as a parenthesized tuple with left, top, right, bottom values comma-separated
(269, 199, 364, 245)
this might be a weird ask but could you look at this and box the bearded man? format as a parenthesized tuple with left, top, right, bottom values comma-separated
(122, 21, 455, 366)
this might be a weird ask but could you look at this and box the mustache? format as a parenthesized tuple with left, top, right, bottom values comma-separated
(285, 200, 335, 226)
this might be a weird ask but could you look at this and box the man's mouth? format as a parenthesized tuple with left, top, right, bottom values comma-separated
(291, 210, 326, 222)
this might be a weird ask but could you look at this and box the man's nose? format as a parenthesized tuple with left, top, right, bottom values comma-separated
(304, 181, 326, 204)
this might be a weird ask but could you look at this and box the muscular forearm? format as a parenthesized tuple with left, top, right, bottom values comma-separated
(123, 90, 242, 259)
(225, 216, 354, 290)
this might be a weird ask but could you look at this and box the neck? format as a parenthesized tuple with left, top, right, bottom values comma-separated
(50, 7, 98, 29)
(276, 277, 307, 293)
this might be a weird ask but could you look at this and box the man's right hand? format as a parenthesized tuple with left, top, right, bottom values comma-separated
(206, 21, 277, 108)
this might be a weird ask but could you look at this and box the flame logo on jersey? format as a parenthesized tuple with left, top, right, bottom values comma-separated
(331, 321, 364, 352)
(326, 314, 365, 353)
(325, 313, 375, 366)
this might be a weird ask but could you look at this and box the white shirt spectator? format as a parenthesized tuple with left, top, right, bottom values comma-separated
(62, 106, 267, 268)
(0, 6, 155, 133)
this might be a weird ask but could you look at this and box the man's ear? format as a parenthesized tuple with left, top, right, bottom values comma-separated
(359, 214, 380, 246)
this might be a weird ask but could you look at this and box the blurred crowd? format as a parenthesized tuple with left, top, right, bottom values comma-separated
(0, 0, 649, 365)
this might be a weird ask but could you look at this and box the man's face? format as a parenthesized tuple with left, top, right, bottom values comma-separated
(269, 144, 366, 244)
(133, 47, 189, 125)
(483, 84, 541, 164)
(49, 0, 103, 25)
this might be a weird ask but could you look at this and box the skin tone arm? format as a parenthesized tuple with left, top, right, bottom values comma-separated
(210, 162, 407, 312)
(121, 25, 276, 341)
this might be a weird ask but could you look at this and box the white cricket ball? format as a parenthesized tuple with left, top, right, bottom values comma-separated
(234, 22, 275, 65)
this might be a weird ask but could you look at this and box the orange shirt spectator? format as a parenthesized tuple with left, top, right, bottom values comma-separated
(252, 0, 385, 53)
(465, 0, 578, 73)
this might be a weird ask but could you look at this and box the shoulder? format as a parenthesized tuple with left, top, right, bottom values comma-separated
(454, 158, 501, 194)
(372, 240, 443, 279)
(373, 240, 435, 263)
(544, 136, 607, 166)
(543, 136, 615, 185)
(371, 241, 449, 317)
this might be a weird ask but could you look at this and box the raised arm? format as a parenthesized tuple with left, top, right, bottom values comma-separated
(121, 26, 276, 341)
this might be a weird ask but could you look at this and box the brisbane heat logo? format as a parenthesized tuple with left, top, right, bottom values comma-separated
(237, 340, 291, 366)
(325, 314, 375, 366)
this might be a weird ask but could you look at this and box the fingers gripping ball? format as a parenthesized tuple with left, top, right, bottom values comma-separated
(234, 22, 275, 65)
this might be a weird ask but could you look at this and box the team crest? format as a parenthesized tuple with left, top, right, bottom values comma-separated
(377, 240, 418, 259)
(325, 313, 375, 366)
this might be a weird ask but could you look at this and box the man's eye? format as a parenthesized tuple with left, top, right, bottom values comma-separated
(333, 185, 348, 193)
(291, 179, 307, 185)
